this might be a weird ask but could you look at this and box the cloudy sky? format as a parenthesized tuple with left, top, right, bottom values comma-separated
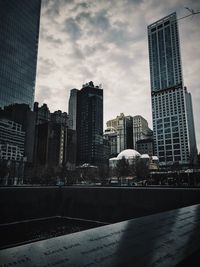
(35, 0, 200, 150)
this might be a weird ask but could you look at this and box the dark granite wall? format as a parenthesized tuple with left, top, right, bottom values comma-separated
(60, 187, 200, 222)
(1, 186, 200, 224)
(0, 187, 59, 223)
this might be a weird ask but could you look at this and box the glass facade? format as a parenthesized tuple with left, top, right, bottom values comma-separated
(0, 0, 41, 109)
(76, 82, 104, 166)
(148, 13, 197, 166)
(148, 13, 182, 92)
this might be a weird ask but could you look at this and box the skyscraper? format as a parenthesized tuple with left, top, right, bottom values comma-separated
(0, 0, 41, 109)
(106, 113, 133, 154)
(69, 81, 104, 166)
(68, 89, 78, 130)
(148, 12, 197, 166)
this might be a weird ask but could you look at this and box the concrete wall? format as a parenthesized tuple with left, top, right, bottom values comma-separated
(1, 186, 200, 224)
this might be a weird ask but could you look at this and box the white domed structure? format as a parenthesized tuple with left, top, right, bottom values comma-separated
(149, 156, 159, 170)
(152, 156, 159, 161)
(117, 149, 141, 160)
(141, 154, 150, 159)
(109, 149, 141, 169)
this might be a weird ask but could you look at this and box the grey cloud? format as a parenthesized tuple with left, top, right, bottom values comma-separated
(72, 44, 85, 60)
(76, 10, 110, 32)
(63, 62, 94, 79)
(77, 67, 94, 80)
(70, 2, 89, 13)
(92, 11, 110, 31)
(38, 57, 58, 76)
(43, 1, 60, 17)
(36, 85, 54, 104)
(45, 34, 63, 45)
(81, 43, 107, 57)
(103, 17, 144, 48)
(105, 28, 134, 47)
(40, 29, 63, 45)
(75, 11, 91, 22)
(65, 44, 85, 61)
(113, 20, 128, 28)
(109, 53, 136, 69)
(126, 0, 144, 4)
(63, 18, 82, 40)
(42, 0, 74, 17)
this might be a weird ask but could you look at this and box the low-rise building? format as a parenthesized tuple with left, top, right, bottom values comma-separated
(0, 104, 36, 163)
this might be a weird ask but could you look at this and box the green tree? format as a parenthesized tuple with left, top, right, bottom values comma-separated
(115, 156, 130, 178)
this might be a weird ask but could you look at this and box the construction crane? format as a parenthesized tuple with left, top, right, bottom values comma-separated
(178, 7, 200, 21)
(185, 7, 195, 14)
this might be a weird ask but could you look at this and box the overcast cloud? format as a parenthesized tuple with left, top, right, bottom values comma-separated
(35, 0, 200, 150)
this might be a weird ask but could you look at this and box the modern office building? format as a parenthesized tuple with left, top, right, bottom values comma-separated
(71, 81, 104, 166)
(132, 115, 153, 149)
(148, 12, 197, 166)
(68, 89, 78, 130)
(0, 0, 41, 109)
(106, 113, 133, 154)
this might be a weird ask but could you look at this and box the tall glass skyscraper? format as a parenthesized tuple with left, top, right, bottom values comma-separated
(0, 0, 41, 109)
(69, 81, 104, 166)
(148, 12, 197, 166)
